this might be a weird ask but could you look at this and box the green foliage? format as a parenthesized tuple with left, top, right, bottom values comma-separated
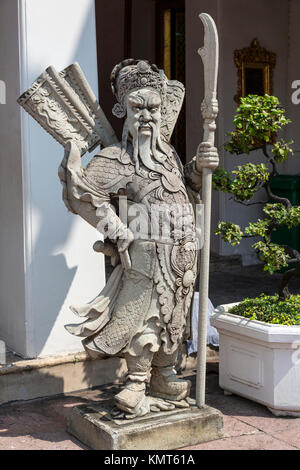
(229, 294, 300, 325)
(263, 203, 300, 228)
(244, 219, 269, 239)
(213, 163, 269, 201)
(212, 168, 232, 193)
(215, 201, 300, 273)
(252, 241, 290, 274)
(215, 222, 243, 246)
(272, 139, 294, 163)
(213, 94, 299, 278)
(225, 95, 291, 155)
(263, 203, 286, 222)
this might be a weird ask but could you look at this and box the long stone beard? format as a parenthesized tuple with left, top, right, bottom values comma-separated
(121, 120, 172, 176)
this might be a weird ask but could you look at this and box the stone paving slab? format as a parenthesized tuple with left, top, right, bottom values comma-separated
(221, 415, 259, 438)
(0, 432, 86, 451)
(0, 372, 299, 450)
(184, 431, 298, 450)
(270, 428, 300, 449)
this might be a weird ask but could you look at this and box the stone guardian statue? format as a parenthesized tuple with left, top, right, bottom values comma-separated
(18, 58, 218, 419)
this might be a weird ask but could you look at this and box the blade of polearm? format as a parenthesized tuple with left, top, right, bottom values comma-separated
(196, 13, 219, 408)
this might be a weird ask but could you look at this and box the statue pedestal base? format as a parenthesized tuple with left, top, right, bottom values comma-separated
(67, 399, 223, 450)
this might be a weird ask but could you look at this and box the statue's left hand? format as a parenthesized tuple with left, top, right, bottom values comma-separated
(58, 141, 82, 184)
(117, 228, 134, 271)
(117, 228, 134, 254)
(65, 141, 82, 173)
(58, 141, 83, 214)
(195, 142, 219, 172)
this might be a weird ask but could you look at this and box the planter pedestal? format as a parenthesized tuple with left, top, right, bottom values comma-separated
(267, 408, 300, 418)
(211, 304, 300, 417)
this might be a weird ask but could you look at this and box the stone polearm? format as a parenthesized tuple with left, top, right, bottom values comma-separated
(196, 13, 220, 408)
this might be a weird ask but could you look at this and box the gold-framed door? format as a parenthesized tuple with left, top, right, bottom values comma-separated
(156, 0, 186, 162)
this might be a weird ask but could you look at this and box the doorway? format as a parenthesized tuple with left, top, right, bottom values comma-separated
(95, 0, 186, 161)
(156, 0, 186, 162)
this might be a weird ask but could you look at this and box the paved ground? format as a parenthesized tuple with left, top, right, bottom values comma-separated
(209, 263, 300, 308)
(0, 264, 299, 451)
(0, 370, 300, 450)
(186, 372, 300, 450)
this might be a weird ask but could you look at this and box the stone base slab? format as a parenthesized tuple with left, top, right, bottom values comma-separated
(67, 399, 224, 450)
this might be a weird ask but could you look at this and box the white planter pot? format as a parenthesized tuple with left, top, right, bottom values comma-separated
(211, 303, 300, 417)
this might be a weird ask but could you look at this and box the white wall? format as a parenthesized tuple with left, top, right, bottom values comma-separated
(0, 0, 27, 354)
(14, 0, 105, 357)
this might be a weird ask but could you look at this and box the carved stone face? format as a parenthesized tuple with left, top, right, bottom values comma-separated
(126, 89, 162, 138)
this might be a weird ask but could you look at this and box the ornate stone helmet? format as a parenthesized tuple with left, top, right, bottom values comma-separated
(111, 59, 167, 119)
(111, 58, 185, 142)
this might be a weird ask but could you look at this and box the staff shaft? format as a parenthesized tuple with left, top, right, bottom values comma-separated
(196, 168, 213, 407)
(195, 12, 219, 408)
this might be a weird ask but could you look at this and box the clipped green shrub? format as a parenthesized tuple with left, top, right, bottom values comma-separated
(229, 294, 300, 325)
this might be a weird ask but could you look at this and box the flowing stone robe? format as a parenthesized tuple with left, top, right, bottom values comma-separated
(63, 140, 203, 359)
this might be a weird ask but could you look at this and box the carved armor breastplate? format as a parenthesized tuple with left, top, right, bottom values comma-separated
(81, 143, 198, 351)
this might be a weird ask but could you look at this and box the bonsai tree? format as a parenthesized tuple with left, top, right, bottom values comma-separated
(213, 94, 300, 300)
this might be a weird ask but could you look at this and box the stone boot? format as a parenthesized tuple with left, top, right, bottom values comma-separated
(115, 380, 147, 415)
(115, 348, 153, 417)
(150, 365, 191, 401)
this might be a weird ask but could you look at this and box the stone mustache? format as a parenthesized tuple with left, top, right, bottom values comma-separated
(18, 59, 218, 418)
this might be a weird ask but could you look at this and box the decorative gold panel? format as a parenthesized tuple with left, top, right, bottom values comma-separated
(234, 39, 276, 103)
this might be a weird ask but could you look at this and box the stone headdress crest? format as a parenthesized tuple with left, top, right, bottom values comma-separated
(111, 59, 186, 142)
